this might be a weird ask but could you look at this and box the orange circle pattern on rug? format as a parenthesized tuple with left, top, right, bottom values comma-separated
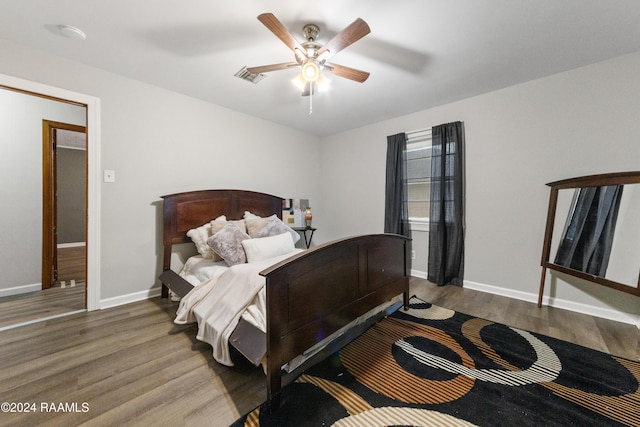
(340, 317, 476, 404)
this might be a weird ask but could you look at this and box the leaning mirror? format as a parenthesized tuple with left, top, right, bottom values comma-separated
(538, 171, 640, 307)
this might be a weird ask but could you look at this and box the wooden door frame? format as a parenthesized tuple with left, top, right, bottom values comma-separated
(42, 121, 87, 290)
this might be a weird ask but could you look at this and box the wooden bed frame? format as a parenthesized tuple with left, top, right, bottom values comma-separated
(158, 189, 410, 410)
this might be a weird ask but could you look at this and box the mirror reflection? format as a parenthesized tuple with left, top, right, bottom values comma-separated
(549, 184, 640, 287)
(0, 86, 87, 330)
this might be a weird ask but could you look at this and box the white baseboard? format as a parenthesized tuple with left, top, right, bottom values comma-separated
(0, 283, 41, 298)
(410, 269, 428, 280)
(100, 286, 162, 310)
(57, 242, 86, 249)
(410, 269, 638, 327)
(98, 276, 639, 329)
(463, 279, 639, 327)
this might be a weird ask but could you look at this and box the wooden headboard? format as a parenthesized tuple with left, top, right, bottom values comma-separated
(160, 189, 283, 274)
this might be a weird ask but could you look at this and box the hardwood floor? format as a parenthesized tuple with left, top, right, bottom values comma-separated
(0, 278, 637, 427)
(0, 284, 85, 329)
(0, 246, 86, 329)
(57, 245, 86, 283)
(410, 278, 639, 361)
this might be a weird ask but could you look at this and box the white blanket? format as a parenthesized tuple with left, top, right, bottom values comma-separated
(174, 249, 302, 366)
(178, 255, 229, 287)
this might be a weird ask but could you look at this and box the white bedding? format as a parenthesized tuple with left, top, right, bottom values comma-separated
(174, 248, 400, 372)
(174, 249, 302, 366)
(178, 255, 229, 286)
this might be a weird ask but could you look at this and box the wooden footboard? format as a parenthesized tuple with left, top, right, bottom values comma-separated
(260, 233, 410, 410)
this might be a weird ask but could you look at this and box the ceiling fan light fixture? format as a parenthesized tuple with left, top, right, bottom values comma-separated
(301, 60, 320, 82)
(316, 74, 330, 92)
(291, 73, 307, 91)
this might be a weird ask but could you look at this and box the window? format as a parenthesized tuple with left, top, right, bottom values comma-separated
(405, 130, 432, 225)
(430, 140, 459, 224)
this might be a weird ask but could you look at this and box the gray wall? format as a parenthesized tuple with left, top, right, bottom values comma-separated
(57, 147, 86, 244)
(0, 38, 321, 302)
(319, 51, 640, 324)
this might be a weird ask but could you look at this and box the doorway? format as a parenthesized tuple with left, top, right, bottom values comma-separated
(42, 121, 87, 294)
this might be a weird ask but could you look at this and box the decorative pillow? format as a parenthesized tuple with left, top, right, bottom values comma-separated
(245, 215, 270, 236)
(207, 216, 228, 261)
(246, 214, 300, 244)
(242, 232, 295, 263)
(231, 219, 246, 233)
(244, 211, 261, 220)
(209, 218, 246, 234)
(206, 222, 250, 266)
(186, 215, 226, 259)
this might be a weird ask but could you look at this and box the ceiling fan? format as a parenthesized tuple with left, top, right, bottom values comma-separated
(246, 13, 371, 97)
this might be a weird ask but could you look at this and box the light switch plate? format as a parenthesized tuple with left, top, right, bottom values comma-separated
(104, 169, 115, 182)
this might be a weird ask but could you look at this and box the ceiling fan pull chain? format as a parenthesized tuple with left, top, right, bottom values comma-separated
(309, 83, 313, 115)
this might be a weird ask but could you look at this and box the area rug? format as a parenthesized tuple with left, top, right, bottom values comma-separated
(232, 297, 640, 426)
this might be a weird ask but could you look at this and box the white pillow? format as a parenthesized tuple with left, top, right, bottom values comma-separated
(241, 232, 295, 263)
(244, 211, 261, 219)
(187, 215, 227, 261)
(186, 214, 225, 259)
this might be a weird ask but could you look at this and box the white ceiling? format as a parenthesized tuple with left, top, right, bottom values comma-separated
(2, 0, 640, 136)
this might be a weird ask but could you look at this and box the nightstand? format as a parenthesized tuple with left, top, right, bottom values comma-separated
(292, 227, 316, 248)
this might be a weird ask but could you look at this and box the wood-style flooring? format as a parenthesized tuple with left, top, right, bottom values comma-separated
(0, 246, 86, 329)
(56, 245, 86, 283)
(0, 284, 85, 329)
(0, 278, 637, 427)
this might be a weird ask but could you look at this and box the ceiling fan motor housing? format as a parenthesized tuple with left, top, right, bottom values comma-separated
(299, 24, 322, 81)
(303, 24, 319, 42)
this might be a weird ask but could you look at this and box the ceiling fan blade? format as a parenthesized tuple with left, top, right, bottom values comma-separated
(324, 63, 370, 83)
(246, 62, 298, 74)
(257, 13, 305, 53)
(316, 18, 370, 58)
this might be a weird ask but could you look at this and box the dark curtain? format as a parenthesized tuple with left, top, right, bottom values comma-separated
(384, 133, 411, 239)
(428, 122, 464, 286)
(554, 185, 623, 277)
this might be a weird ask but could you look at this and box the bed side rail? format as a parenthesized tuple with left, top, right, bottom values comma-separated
(158, 269, 194, 299)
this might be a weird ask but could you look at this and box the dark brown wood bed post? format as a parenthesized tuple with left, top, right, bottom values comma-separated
(160, 231, 173, 298)
(160, 194, 175, 298)
(264, 267, 283, 413)
(265, 336, 282, 412)
(404, 236, 411, 310)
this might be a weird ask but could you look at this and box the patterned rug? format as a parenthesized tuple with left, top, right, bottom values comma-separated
(232, 297, 640, 426)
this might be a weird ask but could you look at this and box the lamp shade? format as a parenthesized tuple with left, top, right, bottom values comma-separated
(301, 60, 320, 82)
